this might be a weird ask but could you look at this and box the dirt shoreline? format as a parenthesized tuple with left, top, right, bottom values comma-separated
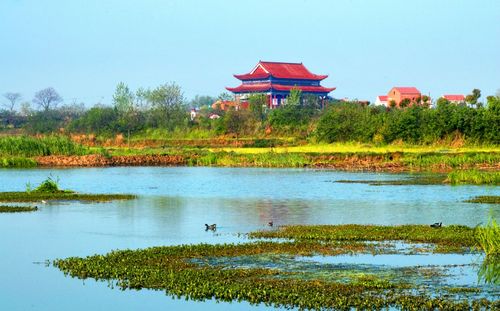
(34, 154, 499, 172)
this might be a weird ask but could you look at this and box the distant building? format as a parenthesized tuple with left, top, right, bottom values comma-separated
(441, 94, 465, 104)
(226, 61, 335, 108)
(211, 100, 249, 111)
(374, 95, 388, 106)
(387, 87, 422, 107)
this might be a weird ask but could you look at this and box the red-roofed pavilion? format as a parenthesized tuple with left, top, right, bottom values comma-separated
(226, 61, 335, 108)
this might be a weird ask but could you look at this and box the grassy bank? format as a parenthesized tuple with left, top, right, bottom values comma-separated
(0, 136, 498, 177)
(54, 224, 498, 310)
(446, 170, 500, 185)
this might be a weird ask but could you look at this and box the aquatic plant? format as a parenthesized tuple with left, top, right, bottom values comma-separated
(54, 241, 499, 310)
(0, 205, 38, 213)
(250, 224, 477, 252)
(33, 176, 64, 193)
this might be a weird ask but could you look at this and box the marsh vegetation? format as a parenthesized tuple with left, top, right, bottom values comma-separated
(54, 224, 499, 310)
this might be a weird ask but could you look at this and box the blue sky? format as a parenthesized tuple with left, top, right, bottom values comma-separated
(1, 0, 499, 106)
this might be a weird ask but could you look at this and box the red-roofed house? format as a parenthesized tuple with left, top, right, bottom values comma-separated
(441, 94, 465, 104)
(387, 87, 421, 107)
(226, 61, 335, 108)
(374, 95, 388, 106)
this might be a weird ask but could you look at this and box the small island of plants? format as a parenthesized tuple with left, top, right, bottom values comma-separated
(0, 176, 136, 203)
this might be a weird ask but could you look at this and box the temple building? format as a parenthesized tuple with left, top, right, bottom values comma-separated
(226, 61, 335, 108)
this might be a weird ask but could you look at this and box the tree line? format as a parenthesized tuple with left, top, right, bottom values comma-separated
(1, 85, 499, 145)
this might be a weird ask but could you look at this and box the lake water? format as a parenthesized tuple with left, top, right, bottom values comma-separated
(0, 167, 498, 310)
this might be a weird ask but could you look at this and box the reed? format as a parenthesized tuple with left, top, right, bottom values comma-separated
(0, 136, 88, 157)
(475, 215, 500, 257)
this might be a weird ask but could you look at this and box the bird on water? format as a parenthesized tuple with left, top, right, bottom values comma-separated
(205, 224, 216, 231)
(268, 220, 273, 227)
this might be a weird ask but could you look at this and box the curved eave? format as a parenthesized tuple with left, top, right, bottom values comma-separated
(227, 84, 335, 94)
(233, 73, 328, 81)
(234, 73, 270, 80)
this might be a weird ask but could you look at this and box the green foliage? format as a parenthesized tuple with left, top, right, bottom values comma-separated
(0, 136, 88, 157)
(315, 100, 499, 144)
(248, 93, 266, 119)
(0, 157, 37, 168)
(34, 176, 61, 193)
(286, 87, 302, 106)
(68, 106, 119, 135)
(315, 102, 382, 142)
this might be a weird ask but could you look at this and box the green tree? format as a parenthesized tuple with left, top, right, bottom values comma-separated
(144, 82, 186, 130)
(112, 82, 134, 115)
(248, 93, 266, 120)
(287, 87, 302, 106)
(189, 95, 216, 109)
(465, 88, 481, 107)
(112, 82, 142, 140)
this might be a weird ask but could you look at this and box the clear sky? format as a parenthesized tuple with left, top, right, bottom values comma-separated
(1, 0, 499, 106)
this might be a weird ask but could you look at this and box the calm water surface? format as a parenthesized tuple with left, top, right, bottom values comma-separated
(0, 167, 498, 310)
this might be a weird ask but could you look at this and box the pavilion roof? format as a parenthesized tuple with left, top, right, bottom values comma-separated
(226, 83, 335, 94)
(234, 61, 328, 81)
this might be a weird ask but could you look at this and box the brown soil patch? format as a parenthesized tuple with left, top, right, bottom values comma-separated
(36, 154, 186, 167)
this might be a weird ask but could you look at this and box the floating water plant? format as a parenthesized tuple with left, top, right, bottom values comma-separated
(54, 226, 500, 310)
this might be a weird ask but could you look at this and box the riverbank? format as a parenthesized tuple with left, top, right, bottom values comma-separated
(1, 136, 499, 176)
(31, 150, 500, 173)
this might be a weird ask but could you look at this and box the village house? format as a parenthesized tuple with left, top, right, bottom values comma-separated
(374, 95, 388, 106)
(441, 94, 465, 104)
(387, 87, 422, 107)
(226, 61, 335, 108)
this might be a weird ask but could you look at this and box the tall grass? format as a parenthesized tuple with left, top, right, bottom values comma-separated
(476, 215, 500, 257)
(0, 136, 88, 157)
(446, 170, 500, 185)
